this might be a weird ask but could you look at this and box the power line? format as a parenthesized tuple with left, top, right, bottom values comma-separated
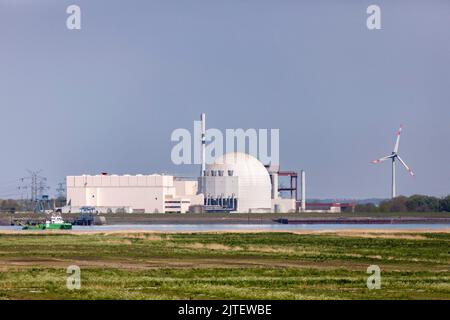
(56, 181, 66, 199)
(19, 170, 50, 212)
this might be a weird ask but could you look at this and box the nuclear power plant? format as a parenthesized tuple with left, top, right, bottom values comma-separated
(66, 114, 306, 213)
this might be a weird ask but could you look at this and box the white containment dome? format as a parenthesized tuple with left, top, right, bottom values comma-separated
(205, 152, 272, 213)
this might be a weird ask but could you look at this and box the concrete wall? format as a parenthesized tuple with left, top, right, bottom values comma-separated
(174, 180, 197, 196)
(67, 174, 197, 213)
(271, 198, 296, 213)
(173, 180, 204, 209)
(200, 176, 239, 199)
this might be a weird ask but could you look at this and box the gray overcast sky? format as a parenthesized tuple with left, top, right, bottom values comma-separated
(0, 0, 449, 199)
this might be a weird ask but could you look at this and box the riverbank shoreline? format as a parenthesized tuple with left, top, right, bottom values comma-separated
(2, 212, 450, 226)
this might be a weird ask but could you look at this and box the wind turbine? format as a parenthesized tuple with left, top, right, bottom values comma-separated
(371, 125, 415, 198)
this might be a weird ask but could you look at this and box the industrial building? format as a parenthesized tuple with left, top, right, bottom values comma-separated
(200, 152, 272, 213)
(198, 152, 298, 213)
(195, 113, 299, 213)
(304, 202, 356, 213)
(66, 113, 305, 214)
(66, 174, 203, 213)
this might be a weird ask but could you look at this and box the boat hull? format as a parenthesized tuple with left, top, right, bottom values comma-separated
(46, 223, 72, 230)
(22, 223, 72, 230)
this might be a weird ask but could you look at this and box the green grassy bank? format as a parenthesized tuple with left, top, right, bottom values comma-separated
(0, 232, 449, 299)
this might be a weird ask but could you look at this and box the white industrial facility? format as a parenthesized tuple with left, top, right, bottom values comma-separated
(66, 174, 203, 213)
(200, 152, 272, 213)
(199, 152, 297, 213)
(66, 113, 306, 214)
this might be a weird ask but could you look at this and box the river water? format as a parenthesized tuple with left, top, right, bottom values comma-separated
(1, 223, 449, 232)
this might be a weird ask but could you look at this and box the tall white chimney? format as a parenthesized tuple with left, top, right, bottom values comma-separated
(301, 170, 306, 212)
(201, 113, 206, 177)
(271, 172, 278, 199)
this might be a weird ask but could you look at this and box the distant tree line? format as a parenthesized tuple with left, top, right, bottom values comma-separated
(355, 195, 450, 213)
(0, 196, 66, 213)
(0, 199, 21, 213)
(3, 195, 450, 214)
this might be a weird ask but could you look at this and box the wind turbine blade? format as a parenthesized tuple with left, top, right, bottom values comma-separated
(397, 156, 415, 176)
(371, 155, 392, 164)
(393, 124, 403, 153)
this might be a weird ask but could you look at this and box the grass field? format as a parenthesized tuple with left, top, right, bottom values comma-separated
(0, 231, 449, 299)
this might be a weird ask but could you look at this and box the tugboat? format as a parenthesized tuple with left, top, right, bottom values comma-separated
(22, 214, 72, 230)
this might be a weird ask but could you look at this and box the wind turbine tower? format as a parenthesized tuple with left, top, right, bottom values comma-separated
(371, 125, 415, 198)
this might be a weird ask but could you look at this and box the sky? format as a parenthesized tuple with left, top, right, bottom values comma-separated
(0, 0, 449, 199)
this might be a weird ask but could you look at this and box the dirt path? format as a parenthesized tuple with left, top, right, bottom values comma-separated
(1, 256, 444, 272)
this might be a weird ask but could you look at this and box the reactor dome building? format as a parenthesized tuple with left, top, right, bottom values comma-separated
(65, 113, 299, 214)
(199, 152, 272, 213)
